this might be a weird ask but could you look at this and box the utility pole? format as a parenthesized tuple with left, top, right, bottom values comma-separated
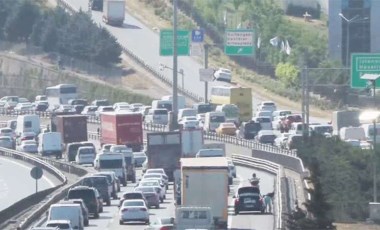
(171, 0, 178, 130)
(204, 44, 209, 103)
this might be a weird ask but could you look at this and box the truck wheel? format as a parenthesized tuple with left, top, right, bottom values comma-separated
(156, 204, 160, 209)
(106, 199, 111, 206)
(160, 198, 163, 203)
(84, 219, 89, 226)
(119, 220, 123, 225)
(94, 211, 99, 219)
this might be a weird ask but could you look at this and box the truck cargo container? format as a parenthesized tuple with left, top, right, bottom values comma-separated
(146, 131, 182, 181)
(332, 110, 361, 136)
(54, 115, 88, 144)
(180, 157, 229, 228)
(100, 112, 143, 152)
(181, 129, 203, 157)
(102, 0, 125, 26)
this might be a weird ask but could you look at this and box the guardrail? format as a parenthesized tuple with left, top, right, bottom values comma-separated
(231, 154, 283, 230)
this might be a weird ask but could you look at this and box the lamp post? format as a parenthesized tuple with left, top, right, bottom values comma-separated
(171, 0, 179, 130)
(339, 13, 368, 66)
(159, 63, 185, 89)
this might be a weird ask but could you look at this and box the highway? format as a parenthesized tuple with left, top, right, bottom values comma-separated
(0, 156, 60, 211)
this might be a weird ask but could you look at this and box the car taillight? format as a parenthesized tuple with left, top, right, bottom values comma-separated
(160, 227, 171, 230)
(121, 208, 128, 212)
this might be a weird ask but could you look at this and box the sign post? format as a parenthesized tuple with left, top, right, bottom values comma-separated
(160, 29, 190, 56)
(351, 53, 380, 88)
(30, 166, 43, 193)
(224, 29, 255, 56)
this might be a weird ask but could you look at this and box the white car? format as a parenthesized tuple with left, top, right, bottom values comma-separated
(95, 106, 114, 117)
(17, 140, 38, 153)
(179, 116, 199, 129)
(138, 180, 166, 202)
(142, 172, 168, 189)
(119, 199, 149, 225)
(252, 116, 273, 130)
(45, 219, 73, 230)
(14, 103, 34, 113)
(81, 105, 98, 116)
(214, 68, 232, 82)
(274, 133, 290, 149)
(257, 101, 277, 113)
(0, 128, 16, 139)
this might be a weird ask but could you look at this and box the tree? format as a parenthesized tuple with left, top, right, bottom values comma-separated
(275, 62, 299, 87)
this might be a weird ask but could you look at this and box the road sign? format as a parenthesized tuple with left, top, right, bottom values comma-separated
(159, 29, 190, 56)
(351, 53, 380, 88)
(224, 29, 255, 56)
(191, 29, 204, 43)
(199, 68, 215, 82)
(30, 166, 43, 179)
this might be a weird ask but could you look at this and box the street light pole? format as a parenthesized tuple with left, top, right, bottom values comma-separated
(172, 0, 178, 130)
(204, 44, 209, 103)
(373, 79, 377, 202)
(159, 64, 184, 89)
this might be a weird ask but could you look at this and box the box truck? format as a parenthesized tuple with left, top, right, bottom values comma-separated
(54, 115, 88, 144)
(181, 129, 203, 157)
(102, 0, 125, 26)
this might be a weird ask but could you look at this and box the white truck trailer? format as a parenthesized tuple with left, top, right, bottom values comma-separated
(181, 129, 203, 157)
(180, 157, 229, 229)
(102, 0, 125, 26)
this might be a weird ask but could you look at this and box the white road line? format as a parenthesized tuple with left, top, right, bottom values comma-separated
(0, 157, 56, 187)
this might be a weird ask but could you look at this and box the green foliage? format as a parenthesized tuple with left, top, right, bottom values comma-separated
(275, 62, 299, 88)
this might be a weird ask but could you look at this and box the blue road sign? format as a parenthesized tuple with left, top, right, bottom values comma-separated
(191, 29, 204, 43)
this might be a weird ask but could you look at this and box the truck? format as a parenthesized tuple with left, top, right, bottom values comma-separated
(94, 152, 127, 186)
(180, 157, 229, 229)
(146, 131, 182, 181)
(102, 0, 125, 26)
(332, 110, 361, 136)
(54, 115, 88, 144)
(201, 143, 226, 156)
(100, 112, 143, 152)
(181, 129, 203, 157)
(161, 95, 186, 110)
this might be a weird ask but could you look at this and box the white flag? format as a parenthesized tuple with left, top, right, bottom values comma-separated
(285, 40, 291, 55)
(257, 36, 261, 49)
(280, 41, 285, 52)
(269, 36, 279, 47)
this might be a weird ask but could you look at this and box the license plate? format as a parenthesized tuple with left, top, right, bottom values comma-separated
(245, 205, 254, 208)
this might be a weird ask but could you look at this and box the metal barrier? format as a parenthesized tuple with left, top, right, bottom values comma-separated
(231, 154, 283, 229)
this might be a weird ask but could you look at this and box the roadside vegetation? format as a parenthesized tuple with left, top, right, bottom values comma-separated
(0, 0, 122, 66)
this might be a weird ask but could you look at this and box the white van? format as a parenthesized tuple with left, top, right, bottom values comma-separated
(178, 108, 197, 122)
(94, 152, 127, 186)
(151, 100, 172, 111)
(288, 122, 306, 135)
(196, 148, 225, 158)
(162, 95, 186, 109)
(75, 146, 96, 166)
(203, 112, 225, 132)
(339, 127, 366, 141)
(47, 203, 84, 230)
(145, 109, 169, 125)
(361, 123, 380, 143)
(38, 132, 63, 158)
(16, 115, 40, 136)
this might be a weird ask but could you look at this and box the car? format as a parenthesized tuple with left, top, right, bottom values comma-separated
(54, 104, 76, 113)
(119, 199, 150, 225)
(0, 127, 16, 139)
(133, 152, 147, 167)
(274, 133, 291, 149)
(66, 186, 102, 218)
(17, 140, 38, 153)
(257, 101, 277, 113)
(75, 146, 96, 166)
(309, 124, 333, 137)
(0, 96, 19, 109)
(47, 204, 84, 230)
(178, 116, 199, 129)
(234, 186, 265, 214)
(18, 97, 30, 103)
(256, 110, 273, 120)
(137, 181, 165, 202)
(80, 106, 98, 116)
(61, 199, 90, 227)
(45, 220, 73, 230)
(130, 103, 144, 111)
(17, 132, 36, 145)
(95, 106, 114, 117)
(144, 169, 169, 187)
(286, 134, 303, 150)
(33, 101, 49, 112)
(13, 102, 34, 114)
(139, 178, 166, 198)
(100, 143, 114, 153)
(145, 217, 174, 230)
(92, 172, 119, 199)
(252, 116, 272, 130)
(0, 136, 14, 149)
(215, 122, 237, 136)
(280, 114, 302, 133)
(236, 121, 261, 139)
(91, 99, 110, 107)
(214, 68, 232, 82)
(134, 186, 160, 209)
(255, 130, 276, 145)
(118, 191, 146, 208)
(79, 176, 112, 206)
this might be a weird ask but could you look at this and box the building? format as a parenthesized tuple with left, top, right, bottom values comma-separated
(328, 0, 380, 65)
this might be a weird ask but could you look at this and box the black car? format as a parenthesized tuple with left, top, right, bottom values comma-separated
(66, 186, 102, 218)
(91, 0, 103, 11)
(92, 172, 118, 199)
(80, 176, 112, 206)
(236, 121, 261, 139)
(234, 186, 265, 214)
(66, 142, 84, 162)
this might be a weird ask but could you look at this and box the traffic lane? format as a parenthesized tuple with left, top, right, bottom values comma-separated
(229, 166, 275, 230)
(0, 156, 60, 211)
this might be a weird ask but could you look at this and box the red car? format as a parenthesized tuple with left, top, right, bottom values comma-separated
(280, 114, 302, 132)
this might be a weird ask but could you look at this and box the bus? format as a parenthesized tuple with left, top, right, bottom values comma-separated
(45, 84, 77, 109)
(210, 86, 252, 122)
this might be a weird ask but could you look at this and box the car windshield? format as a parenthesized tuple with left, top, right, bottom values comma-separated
(135, 187, 154, 193)
(141, 181, 159, 187)
(46, 223, 70, 229)
(144, 174, 161, 179)
(82, 177, 108, 186)
(147, 169, 163, 174)
(99, 159, 123, 168)
(123, 201, 145, 207)
(211, 116, 225, 122)
(1, 129, 12, 133)
(68, 190, 95, 202)
(0, 137, 11, 141)
(256, 117, 271, 123)
(133, 152, 146, 158)
(197, 104, 213, 113)
(124, 193, 143, 199)
(314, 126, 333, 134)
(95, 174, 112, 183)
(154, 109, 168, 115)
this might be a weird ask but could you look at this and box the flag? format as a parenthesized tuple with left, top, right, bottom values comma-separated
(280, 41, 285, 52)
(269, 36, 279, 47)
(285, 40, 291, 55)
(257, 36, 261, 49)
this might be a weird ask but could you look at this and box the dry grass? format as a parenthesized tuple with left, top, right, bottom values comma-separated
(335, 223, 380, 230)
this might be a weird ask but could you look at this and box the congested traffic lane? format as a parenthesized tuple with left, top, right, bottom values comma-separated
(0, 156, 60, 211)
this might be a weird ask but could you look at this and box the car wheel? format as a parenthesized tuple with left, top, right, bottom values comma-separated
(145, 219, 150, 225)
(164, 195, 166, 199)
(84, 219, 89, 226)
(106, 199, 111, 206)
(160, 198, 163, 203)
(100, 206, 103, 213)
(122, 181, 127, 187)
(156, 204, 160, 209)
(119, 220, 123, 225)
(94, 211, 99, 219)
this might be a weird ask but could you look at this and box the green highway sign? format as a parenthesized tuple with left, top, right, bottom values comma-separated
(351, 53, 380, 88)
(224, 29, 255, 56)
(159, 30, 190, 56)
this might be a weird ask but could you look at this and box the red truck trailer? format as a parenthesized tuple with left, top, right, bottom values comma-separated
(54, 115, 88, 144)
(100, 112, 143, 151)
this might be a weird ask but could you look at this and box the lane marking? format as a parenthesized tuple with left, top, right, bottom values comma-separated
(0, 157, 56, 187)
